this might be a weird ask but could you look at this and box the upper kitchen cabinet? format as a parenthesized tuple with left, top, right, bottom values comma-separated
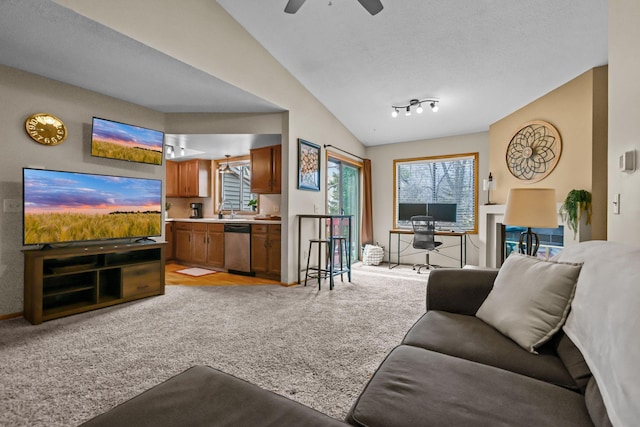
(166, 160, 180, 197)
(166, 159, 210, 198)
(250, 144, 281, 194)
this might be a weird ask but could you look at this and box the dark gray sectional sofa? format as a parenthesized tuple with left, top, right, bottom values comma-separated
(345, 267, 608, 427)
(84, 241, 637, 427)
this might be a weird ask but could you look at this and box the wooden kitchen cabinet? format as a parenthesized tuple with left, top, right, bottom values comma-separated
(206, 223, 224, 268)
(165, 222, 174, 261)
(174, 222, 193, 262)
(251, 224, 281, 279)
(250, 145, 281, 194)
(172, 221, 224, 268)
(191, 223, 208, 265)
(165, 160, 180, 197)
(166, 159, 210, 198)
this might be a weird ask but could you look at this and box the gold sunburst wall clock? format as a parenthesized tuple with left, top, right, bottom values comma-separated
(505, 120, 562, 183)
(24, 113, 68, 146)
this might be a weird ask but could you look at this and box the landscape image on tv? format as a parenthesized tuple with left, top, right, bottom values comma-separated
(91, 117, 164, 165)
(23, 168, 162, 245)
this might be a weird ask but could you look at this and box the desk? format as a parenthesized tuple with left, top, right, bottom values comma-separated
(388, 228, 467, 269)
(297, 214, 353, 289)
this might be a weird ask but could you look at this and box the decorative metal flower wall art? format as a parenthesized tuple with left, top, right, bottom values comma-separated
(506, 120, 562, 183)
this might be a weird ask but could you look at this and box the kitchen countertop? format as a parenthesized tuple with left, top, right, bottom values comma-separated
(166, 217, 282, 225)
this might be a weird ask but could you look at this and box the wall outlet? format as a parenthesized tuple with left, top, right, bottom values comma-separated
(3, 199, 22, 213)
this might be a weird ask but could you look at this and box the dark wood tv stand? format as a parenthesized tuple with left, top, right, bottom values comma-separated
(23, 242, 165, 325)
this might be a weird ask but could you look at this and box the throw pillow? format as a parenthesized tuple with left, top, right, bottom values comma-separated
(476, 253, 582, 353)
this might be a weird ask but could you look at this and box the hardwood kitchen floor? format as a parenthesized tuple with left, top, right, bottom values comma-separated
(165, 263, 282, 286)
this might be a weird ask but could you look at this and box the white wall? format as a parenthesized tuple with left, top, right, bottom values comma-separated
(366, 132, 489, 267)
(0, 65, 166, 316)
(608, 0, 640, 243)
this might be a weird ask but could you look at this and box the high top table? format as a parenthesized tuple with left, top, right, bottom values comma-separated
(297, 214, 353, 289)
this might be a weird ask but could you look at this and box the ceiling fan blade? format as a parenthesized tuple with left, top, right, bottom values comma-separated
(357, 0, 383, 15)
(284, 0, 306, 14)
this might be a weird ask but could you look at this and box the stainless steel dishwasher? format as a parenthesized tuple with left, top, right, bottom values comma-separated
(224, 223, 252, 274)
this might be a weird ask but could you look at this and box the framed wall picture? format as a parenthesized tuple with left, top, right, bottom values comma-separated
(298, 138, 321, 191)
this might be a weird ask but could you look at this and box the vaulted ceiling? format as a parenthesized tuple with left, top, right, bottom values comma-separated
(0, 0, 608, 147)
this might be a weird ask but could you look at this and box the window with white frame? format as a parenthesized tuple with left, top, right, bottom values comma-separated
(220, 160, 255, 212)
(394, 153, 478, 232)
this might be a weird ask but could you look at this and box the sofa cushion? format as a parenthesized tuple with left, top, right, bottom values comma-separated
(346, 345, 593, 427)
(402, 310, 577, 389)
(476, 253, 582, 353)
(80, 365, 348, 427)
(555, 333, 592, 393)
(585, 377, 613, 427)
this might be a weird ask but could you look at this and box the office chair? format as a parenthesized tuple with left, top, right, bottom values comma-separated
(410, 215, 443, 273)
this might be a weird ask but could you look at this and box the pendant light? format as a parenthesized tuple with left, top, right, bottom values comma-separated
(221, 154, 232, 174)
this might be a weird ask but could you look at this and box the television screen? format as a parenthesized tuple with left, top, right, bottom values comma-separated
(427, 203, 457, 223)
(23, 168, 162, 246)
(91, 117, 164, 165)
(398, 203, 427, 221)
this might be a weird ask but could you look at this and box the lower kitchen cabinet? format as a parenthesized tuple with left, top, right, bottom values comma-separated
(172, 221, 224, 269)
(251, 224, 281, 279)
(165, 222, 174, 261)
(174, 222, 193, 262)
(206, 224, 224, 268)
(191, 223, 208, 265)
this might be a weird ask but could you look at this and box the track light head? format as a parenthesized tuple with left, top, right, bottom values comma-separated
(391, 108, 398, 118)
(416, 103, 424, 114)
(405, 106, 411, 116)
(430, 101, 439, 112)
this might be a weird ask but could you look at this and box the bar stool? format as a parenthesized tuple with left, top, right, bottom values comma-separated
(328, 236, 348, 286)
(304, 238, 330, 289)
(304, 236, 349, 290)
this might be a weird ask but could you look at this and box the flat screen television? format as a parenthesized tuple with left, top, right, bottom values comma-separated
(398, 203, 427, 221)
(91, 117, 164, 165)
(427, 203, 457, 223)
(23, 168, 162, 246)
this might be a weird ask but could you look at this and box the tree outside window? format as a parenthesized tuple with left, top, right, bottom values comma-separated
(394, 153, 478, 232)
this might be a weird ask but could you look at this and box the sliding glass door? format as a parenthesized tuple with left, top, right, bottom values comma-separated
(327, 155, 361, 260)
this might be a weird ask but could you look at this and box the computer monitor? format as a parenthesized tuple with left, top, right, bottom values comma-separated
(398, 203, 427, 221)
(427, 203, 457, 223)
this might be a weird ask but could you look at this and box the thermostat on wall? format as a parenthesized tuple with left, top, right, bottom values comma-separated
(619, 150, 635, 172)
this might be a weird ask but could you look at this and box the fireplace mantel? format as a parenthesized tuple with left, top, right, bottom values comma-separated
(478, 204, 591, 268)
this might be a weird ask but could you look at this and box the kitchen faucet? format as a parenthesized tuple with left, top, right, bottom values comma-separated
(219, 199, 236, 218)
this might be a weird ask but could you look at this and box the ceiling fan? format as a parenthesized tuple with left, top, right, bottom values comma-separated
(285, 0, 383, 16)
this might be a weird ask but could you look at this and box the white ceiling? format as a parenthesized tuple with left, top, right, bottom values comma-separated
(1, 0, 608, 148)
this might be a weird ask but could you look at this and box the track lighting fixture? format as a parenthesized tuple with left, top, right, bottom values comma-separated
(391, 98, 439, 117)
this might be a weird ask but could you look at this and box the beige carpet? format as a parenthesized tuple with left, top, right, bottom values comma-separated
(0, 268, 427, 426)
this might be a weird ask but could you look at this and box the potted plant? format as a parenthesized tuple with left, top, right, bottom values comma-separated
(559, 189, 592, 238)
(248, 199, 258, 212)
(165, 201, 172, 219)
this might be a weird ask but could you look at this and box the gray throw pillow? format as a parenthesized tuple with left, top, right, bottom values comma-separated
(476, 253, 582, 353)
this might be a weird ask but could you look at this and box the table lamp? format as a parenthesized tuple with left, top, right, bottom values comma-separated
(483, 172, 496, 205)
(503, 188, 558, 256)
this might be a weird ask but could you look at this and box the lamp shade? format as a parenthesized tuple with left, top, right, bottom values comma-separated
(503, 188, 558, 228)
